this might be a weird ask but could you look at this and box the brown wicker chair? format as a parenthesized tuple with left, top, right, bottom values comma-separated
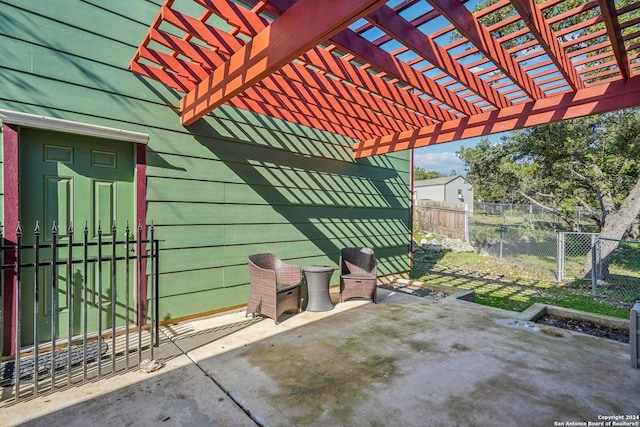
(339, 247, 377, 303)
(246, 253, 302, 324)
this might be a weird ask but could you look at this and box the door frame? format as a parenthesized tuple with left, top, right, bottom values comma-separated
(1, 110, 149, 356)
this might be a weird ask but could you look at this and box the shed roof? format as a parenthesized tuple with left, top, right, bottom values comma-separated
(414, 175, 465, 187)
(129, 0, 640, 158)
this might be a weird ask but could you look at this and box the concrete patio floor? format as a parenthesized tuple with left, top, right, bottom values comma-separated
(1, 288, 638, 427)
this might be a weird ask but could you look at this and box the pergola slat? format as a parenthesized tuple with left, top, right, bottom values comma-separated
(229, 94, 375, 140)
(368, 5, 512, 109)
(162, 6, 243, 56)
(510, 0, 585, 91)
(331, 29, 482, 117)
(280, 60, 432, 129)
(257, 75, 409, 134)
(195, 0, 268, 37)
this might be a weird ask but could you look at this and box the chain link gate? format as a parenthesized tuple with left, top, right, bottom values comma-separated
(557, 232, 598, 282)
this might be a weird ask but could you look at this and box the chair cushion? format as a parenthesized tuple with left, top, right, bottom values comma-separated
(341, 273, 375, 280)
(276, 282, 299, 293)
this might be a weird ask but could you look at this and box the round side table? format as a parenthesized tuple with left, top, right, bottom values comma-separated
(302, 265, 335, 312)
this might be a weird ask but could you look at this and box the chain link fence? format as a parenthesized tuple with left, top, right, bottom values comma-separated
(469, 223, 559, 281)
(473, 202, 600, 232)
(414, 205, 640, 309)
(468, 224, 640, 308)
(593, 238, 640, 308)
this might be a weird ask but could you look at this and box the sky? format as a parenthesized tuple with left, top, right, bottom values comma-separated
(413, 133, 505, 176)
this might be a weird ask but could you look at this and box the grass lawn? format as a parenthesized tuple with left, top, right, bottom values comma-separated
(410, 251, 630, 318)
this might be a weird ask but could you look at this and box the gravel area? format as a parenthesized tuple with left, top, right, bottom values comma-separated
(379, 284, 448, 301)
(536, 314, 629, 343)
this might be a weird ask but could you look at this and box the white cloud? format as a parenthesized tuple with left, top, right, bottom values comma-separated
(413, 151, 465, 175)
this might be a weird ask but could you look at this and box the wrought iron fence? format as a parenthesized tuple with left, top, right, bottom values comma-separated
(0, 221, 159, 402)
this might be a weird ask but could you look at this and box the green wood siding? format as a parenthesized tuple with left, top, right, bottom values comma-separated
(0, 0, 412, 320)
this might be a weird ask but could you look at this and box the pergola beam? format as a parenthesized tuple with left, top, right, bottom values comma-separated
(427, 0, 544, 101)
(179, 0, 387, 126)
(510, 0, 584, 91)
(354, 76, 640, 157)
(598, 0, 630, 80)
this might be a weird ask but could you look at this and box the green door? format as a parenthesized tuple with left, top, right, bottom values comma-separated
(19, 128, 135, 347)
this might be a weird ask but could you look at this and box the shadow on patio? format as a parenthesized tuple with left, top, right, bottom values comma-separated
(1, 287, 638, 426)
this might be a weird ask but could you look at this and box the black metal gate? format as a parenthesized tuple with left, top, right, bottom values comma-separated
(0, 221, 159, 402)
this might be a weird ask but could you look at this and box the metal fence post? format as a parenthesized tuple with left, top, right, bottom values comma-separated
(632, 302, 640, 369)
(591, 235, 597, 296)
(557, 232, 564, 282)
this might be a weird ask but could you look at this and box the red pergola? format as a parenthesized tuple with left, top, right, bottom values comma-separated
(129, 0, 640, 158)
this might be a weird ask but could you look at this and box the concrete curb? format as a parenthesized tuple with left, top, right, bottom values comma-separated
(389, 277, 629, 331)
(517, 303, 630, 332)
(391, 277, 475, 302)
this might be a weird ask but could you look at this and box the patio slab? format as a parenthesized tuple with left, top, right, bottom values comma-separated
(1, 288, 638, 426)
(0, 337, 255, 427)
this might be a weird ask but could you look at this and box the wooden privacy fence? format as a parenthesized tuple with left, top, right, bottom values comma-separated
(414, 201, 469, 240)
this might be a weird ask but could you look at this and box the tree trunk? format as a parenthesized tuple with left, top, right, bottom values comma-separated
(582, 177, 640, 278)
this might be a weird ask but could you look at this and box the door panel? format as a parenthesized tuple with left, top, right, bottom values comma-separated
(19, 128, 135, 346)
(93, 180, 116, 234)
(45, 176, 73, 240)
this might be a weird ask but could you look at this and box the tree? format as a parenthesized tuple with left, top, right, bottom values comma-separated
(458, 109, 640, 277)
(455, 1, 640, 278)
(457, 137, 531, 203)
(414, 167, 445, 180)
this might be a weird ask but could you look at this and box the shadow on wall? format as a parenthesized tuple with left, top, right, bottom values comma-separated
(182, 106, 411, 274)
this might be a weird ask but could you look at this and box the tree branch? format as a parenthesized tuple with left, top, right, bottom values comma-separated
(518, 191, 549, 210)
(518, 191, 580, 231)
(570, 168, 590, 182)
(534, 191, 557, 200)
(575, 195, 604, 227)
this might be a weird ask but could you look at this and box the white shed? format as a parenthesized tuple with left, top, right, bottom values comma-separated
(414, 175, 474, 211)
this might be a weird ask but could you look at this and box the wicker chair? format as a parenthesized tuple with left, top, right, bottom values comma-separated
(339, 247, 377, 303)
(246, 253, 302, 324)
